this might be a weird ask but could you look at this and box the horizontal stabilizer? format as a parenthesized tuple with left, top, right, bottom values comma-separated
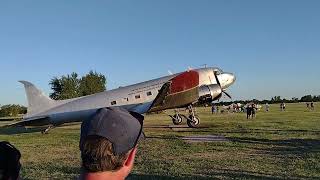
(5, 116, 50, 128)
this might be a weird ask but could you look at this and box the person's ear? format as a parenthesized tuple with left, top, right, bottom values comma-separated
(124, 147, 137, 168)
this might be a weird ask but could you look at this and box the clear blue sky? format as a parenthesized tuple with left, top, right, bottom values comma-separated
(1, 0, 320, 105)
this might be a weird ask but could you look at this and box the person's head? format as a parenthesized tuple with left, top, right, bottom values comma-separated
(79, 107, 144, 180)
(0, 141, 21, 180)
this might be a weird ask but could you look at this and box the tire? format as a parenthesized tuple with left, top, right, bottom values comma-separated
(187, 115, 200, 128)
(172, 114, 183, 125)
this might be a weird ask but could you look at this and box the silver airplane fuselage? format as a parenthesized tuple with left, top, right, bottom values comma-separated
(17, 67, 236, 128)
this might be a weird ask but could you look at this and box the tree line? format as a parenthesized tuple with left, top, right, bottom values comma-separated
(214, 95, 320, 106)
(0, 104, 27, 117)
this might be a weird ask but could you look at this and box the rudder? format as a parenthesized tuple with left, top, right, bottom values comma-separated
(19, 81, 55, 117)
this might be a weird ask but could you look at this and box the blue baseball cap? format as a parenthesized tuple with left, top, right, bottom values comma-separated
(80, 107, 144, 155)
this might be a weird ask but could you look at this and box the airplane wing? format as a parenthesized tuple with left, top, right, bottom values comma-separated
(148, 70, 199, 112)
(130, 70, 200, 114)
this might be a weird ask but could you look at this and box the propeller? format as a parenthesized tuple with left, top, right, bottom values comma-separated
(223, 91, 232, 99)
(213, 71, 232, 100)
(213, 71, 221, 87)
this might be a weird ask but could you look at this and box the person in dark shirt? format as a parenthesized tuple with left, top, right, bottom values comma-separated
(0, 141, 21, 180)
(246, 105, 252, 119)
(310, 102, 314, 111)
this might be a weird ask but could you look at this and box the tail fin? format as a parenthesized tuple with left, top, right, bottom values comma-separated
(19, 81, 55, 117)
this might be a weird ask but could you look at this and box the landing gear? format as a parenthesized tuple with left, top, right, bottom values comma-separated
(186, 105, 200, 128)
(187, 115, 200, 128)
(170, 109, 185, 125)
(41, 125, 54, 134)
(169, 106, 200, 128)
(172, 114, 183, 125)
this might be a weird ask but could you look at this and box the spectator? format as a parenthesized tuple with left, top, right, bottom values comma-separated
(252, 104, 257, 118)
(211, 104, 217, 114)
(246, 105, 252, 119)
(79, 107, 144, 180)
(265, 103, 270, 112)
(310, 102, 314, 111)
(0, 141, 21, 180)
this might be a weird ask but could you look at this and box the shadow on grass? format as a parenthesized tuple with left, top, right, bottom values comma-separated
(129, 168, 319, 180)
(249, 128, 320, 134)
(21, 163, 81, 180)
(128, 171, 280, 180)
(144, 125, 210, 129)
(145, 135, 179, 140)
(218, 129, 320, 136)
(230, 137, 320, 156)
(145, 134, 226, 141)
(127, 174, 215, 180)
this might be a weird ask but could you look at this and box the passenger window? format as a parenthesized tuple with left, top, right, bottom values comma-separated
(135, 95, 140, 99)
(111, 101, 117, 105)
(147, 91, 152, 96)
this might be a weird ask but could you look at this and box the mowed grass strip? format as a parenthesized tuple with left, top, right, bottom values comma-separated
(0, 103, 319, 179)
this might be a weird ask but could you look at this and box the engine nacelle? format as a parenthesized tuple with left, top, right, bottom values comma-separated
(198, 84, 222, 103)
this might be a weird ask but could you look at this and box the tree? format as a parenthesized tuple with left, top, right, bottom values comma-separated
(60, 72, 81, 99)
(49, 77, 62, 100)
(49, 72, 80, 100)
(0, 104, 27, 117)
(79, 71, 106, 96)
(49, 71, 106, 100)
(300, 95, 313, 102)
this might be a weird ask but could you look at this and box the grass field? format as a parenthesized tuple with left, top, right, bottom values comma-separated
(0, 103, 319, 179)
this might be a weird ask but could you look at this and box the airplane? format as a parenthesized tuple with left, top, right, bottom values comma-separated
(6, 67, 236, 133)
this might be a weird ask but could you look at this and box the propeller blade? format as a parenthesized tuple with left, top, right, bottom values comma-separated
(214, 71, 221, 87)
(223, 91, 232, 99)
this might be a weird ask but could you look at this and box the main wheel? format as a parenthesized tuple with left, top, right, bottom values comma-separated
(187, 115, 200, 128)
(172, 114, 183, 125)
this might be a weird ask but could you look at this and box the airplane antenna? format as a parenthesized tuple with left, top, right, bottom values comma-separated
(201, 64, 208, 68)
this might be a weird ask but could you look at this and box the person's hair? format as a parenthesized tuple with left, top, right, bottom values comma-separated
(81, 135, 130, 172)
